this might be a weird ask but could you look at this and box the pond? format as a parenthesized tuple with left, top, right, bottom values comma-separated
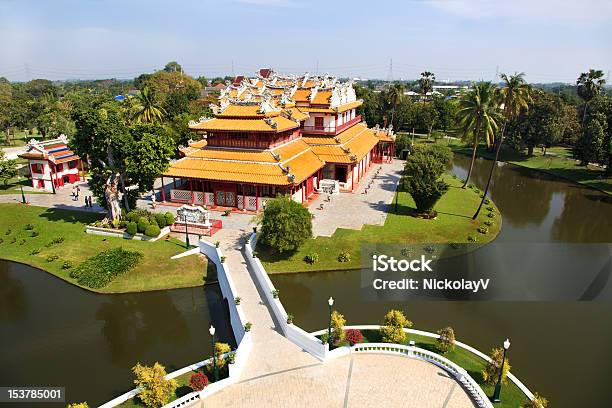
(0, 261, 233, 407)
(271, 154, 612, 408)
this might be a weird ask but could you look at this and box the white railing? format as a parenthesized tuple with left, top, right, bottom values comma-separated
(244, 233, 328, 360)
(311, 325, 536, 403)
(352, 342, 493, 408)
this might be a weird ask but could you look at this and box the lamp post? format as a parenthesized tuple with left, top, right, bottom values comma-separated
(18, 176, 26, 204)
(209, 325, 219, 382)
(492, 338, 511, 403)
(183, 213, 190, 249)
(327, 297, 334, 348)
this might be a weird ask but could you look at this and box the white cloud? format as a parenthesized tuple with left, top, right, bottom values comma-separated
(425, 0, 612, 24)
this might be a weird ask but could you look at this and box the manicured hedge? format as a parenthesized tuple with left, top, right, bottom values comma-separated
(144, 224, 161, 237)
(69, 247, 143, 288)
(137, 217, 149, 233)
(126, 222, 137, 235)
(155, 213, 166, 229)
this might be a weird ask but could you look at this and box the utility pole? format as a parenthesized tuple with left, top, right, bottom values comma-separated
(386, 58, 393, 83)
(231, 60, 234, 77)
(494, 65, 499, 82)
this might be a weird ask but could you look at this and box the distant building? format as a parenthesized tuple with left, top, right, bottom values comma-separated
(201, 83, 228, 97)
(19, 135, 84, 192)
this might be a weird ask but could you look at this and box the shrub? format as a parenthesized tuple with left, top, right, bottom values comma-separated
(477, 226, 489, 234)
(380, 309, 412, 344)
(258, 195, 312, 253)
(46, 254, 59, 262)
(137, 217, 149, 233)
(5, 228, 11, 235)
(67, 403, 89, 408)
(144, 224, 161, 238)
(0, 238, 3, 244)
(30, 248, 40, 255)
(164, 211, 174, 226)
(226, 351, 236, 364)
(119, 220, 127, 228)
(46, 236, 64, 247)
(331, 311, 346, 344)
(220, 256, 226, 263)
(234, 297, 241, 305)
(436, 327, 456, 353)
(482, 347, 511, 385)
(304, 252, 319, 264)
(132, 362, 177, 407)
(320, 332, 330, 345)
(209, 342, 232, 369)
(521, 393, 549, 408)
(244, 322, 252, 332)
(487, 212, 496, 218)
(10, 237, 16, 244)
(484, 198, 491, 205)
(338, 251, 351, 262)
(401, 145, 452, 215)
(215, 241, 220, 248)
(154, 213, 166, 229)
(189, 371, 208, 391)
(286, 313, 294, 324)
(62, 260, 73, 270)
(345, 329, 363, 346)
(486, 206, 494, 212)
(126, 222, 138, 236)
(111, 219, 120, 229)
(69, 248, 143, 288)
(467, 235, 477, 242)
(19, 239, 26, 245)
(223, 209, 232, 216)
(30, 231, 39, 237)
(24, 223, 34, 230)
(484, 220, 493, 227)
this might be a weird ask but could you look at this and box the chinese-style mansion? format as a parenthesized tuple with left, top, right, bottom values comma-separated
(19, 135, 85, 192)
(162, 69, 395, 211)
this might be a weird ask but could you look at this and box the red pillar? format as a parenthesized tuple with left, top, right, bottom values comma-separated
(173, 177, 176, 189)
(160, 176, 166, 202)
(302, 181, 305, 203)
(255, 185, 259, 211)
(351, 164, 354, 192)
(190, 179, 195, 204)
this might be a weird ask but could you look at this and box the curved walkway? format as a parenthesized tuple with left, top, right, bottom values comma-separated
(200, 353, 475, 408)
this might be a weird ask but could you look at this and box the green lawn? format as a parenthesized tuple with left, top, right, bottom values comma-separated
(0, 175, 50, 195)
(337, 330, 530, 408)
(0, 203, 212, 293)
(451, 143, 611, 195)
(259, 175, 501, 273)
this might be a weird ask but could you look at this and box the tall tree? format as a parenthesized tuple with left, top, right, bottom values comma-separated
(576, 69, 606, 123)
(456, 81, 502, 188)
(163, 61, 183, 73)
(473, 73, 531, 219)
(72, 102, 174, 220)
(387, 82, 405, 129)
(418, 71, 436, 102)
(0, 151, 18, 185)
(131, 87, 166, 124)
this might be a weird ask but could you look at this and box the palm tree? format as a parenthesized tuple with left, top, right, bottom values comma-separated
(419, 71, 435, 102)
(576, 69, 606, 123)
(472, 73, 532, 219)
(131, 87, 166, 124)
(387, 82, 405, 129)
(456, 81, 501, 189)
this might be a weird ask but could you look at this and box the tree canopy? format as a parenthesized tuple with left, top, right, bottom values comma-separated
(258, 194, 312, 253)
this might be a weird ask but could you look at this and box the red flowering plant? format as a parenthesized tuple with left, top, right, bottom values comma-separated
(189, 371, 209, 391)
(345, 329, 363, 346)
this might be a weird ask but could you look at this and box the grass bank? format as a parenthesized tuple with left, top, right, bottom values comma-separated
(451, 143, 611, 195)
(259, 175, 501, 273)
(325, 329, 529, 408)
(0, 203, 212, 293)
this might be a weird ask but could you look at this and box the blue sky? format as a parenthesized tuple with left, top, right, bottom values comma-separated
(1, 0, 611, 83)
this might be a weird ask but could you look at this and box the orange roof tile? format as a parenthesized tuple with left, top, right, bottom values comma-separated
(189, 116, 299, 132)
(292, 89, 311, 102)
(311, 90, 332, 105)
(217, 104, 280, 118)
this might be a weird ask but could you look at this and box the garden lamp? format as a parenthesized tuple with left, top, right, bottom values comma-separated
(327, 297, 334, 348)
(492, 338, 510, 403)
(209, 325, 219, 382)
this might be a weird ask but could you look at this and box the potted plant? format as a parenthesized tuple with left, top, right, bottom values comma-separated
(286, 313, 294, 324)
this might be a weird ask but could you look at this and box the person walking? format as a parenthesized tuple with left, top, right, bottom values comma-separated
(85, 195, 90, 208)
(71, 186, 76, 201)
(75, 186, 80, 201)
(151, 192, 156, 209)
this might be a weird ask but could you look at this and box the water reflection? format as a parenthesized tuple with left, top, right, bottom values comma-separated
(95, 292, 190, 366)
(0, 267, 27, 321)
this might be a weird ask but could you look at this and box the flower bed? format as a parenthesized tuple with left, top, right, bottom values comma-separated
(87, 209, 175, 241)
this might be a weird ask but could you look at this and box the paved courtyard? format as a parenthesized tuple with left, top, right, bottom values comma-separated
(198, 353, 475, 408)
(309, 160, 404, 237)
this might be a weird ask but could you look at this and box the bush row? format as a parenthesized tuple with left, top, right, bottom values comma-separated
(69, 247, 143, 288)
